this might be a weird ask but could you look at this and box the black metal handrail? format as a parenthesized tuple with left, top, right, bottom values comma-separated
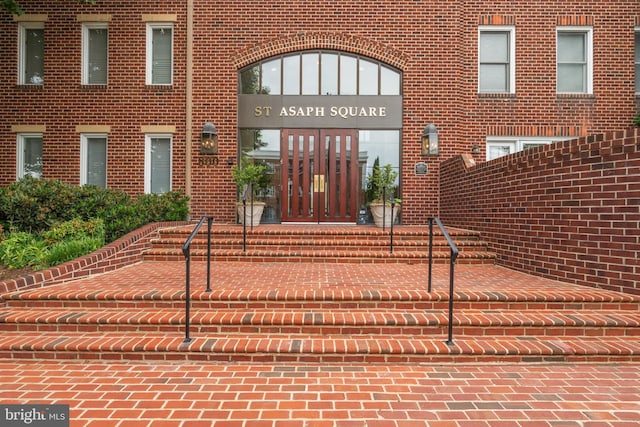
(182, 216, 213, 343)
(382, 186, 397, 253)
(241, 183, 253, 252)
(427, 216, 458, 346)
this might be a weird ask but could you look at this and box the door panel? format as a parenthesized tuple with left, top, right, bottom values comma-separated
(281, 129, 358, 222)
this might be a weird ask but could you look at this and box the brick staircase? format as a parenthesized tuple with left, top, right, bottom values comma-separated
(144, 224, 496, 264)
(0, 224, 638, 363)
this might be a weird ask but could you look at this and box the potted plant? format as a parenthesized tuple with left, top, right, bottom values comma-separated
(365, 159, 400, 228)
(231, 159, 270, 226)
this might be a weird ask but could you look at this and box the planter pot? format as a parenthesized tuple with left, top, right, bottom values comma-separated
(236, 201, 265, 227)
(369, 203, 400, 228)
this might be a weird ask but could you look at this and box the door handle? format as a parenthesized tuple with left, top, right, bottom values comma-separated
(313, 174, 325, 192)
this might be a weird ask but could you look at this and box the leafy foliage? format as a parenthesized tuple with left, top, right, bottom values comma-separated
(365, 158, 399, 204)
(42, 218, 105, 245)
(0, 232, 47, 269)
(0, 176, 77, 233)
(0, 178, 189, 243)
(633, 115, 640, 127)
(44, 236, 104, 267)
(231, 159, 270, 199)
(0, 178, 189, 271)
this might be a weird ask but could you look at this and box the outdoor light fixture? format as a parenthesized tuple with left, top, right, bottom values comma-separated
(200, 122, 218, 155)
(421, 123, 439, 156)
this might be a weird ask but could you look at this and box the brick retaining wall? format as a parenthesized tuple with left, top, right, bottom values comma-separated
(440, 128, 640, 295)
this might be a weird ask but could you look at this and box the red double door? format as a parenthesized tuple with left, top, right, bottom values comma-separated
(281, 129, 360, 223)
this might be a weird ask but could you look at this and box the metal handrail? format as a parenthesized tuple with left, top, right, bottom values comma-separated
(182, 216, 213, 343)
(241, 183, 253, 252)
(427, 217, 459, 346)
(382, 186, 397, 253)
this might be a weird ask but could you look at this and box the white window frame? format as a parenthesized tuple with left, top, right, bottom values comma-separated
(478, 26, 516, 94)
(80, 134, 108, 187)
(145, 23, 173, 85)
(486, 137, 571, 161)
(16, 133, 43, 179)
(556, 26, 593, 94)
(144, 134, 173, 194)
(18, 21, 45, 85)
(82, 22, 108, 85)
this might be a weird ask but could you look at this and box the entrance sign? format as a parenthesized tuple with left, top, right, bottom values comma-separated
(239, 95, 402, 129)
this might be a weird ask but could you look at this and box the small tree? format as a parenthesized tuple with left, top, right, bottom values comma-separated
(365, 158, 399, 204)
(231, 159, 270, 200)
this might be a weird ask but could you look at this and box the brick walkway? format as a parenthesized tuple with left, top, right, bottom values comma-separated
(1, 361, 638, 426)
(1, 259, 639, 425)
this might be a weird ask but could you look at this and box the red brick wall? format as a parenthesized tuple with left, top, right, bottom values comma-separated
(0, 1, 187, 195)
(440, 128, 640, 296)
(1, 1, 638, 224)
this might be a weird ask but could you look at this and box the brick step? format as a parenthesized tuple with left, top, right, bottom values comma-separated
(0, 332, 638, 363)
(147, 224, 496, 264)
(143, 249, 496, 264)
(160, 225, 483, 240)
(5, 286, 638, 312)
(149, 236, 489, 252)
(1, 308, 638, 336)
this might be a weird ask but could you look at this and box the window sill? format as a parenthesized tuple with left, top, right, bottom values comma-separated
(477, 93, 516, 100)
(145, 85, 174, 92)
(81, 84, 108, 90)
(556, 93, 595, 101)
(16, 84, 44, 91)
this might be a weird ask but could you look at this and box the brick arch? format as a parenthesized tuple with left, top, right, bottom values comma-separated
(232, 32, 409, 71)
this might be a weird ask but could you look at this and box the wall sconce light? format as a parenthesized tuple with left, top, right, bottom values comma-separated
(471, 143, 480, 155)
(200, 122, 218, 155)
(421, 123, 439, 156)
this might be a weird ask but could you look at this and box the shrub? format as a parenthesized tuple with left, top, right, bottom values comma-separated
(0, 232, 47, 269)
(0, 177, 76, 233)
(42, 218, 105, 245)
(0, 178, 189, 243)
(43, 236, 104, 267)
(136, 192, 190, 223)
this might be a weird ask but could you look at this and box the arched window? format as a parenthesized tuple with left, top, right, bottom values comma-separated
(239, 51, 401, 96)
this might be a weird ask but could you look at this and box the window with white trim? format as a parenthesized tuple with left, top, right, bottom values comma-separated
(18, 22, 44, 85)
(478, 26, 515, 93)
(486, 137, 571, 161)
(80, 134, 107, 187)
(146, 23, 173, 85)
(82, 23, 108, 85)
(145, 135, 172, 194)
(635, 29, 639, 95)
(556, 27, 593, 94)
(17, 134, 43, 178)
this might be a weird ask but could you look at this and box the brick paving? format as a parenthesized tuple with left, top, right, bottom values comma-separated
(1, 250, 640, 425)
(0, 360, 638, 426)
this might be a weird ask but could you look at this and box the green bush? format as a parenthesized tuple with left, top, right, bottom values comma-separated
(0, 177, 76, 233)
(136, 192, 190, 223)
(0, 178, 190, 270)
(42, 218, 105, 245)
(0, 178, 189, 244)
(44, 236, 104, 267)
(0, 232, 47, 269)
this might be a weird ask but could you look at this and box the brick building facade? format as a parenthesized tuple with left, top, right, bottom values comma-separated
(1, 1, 639, 227)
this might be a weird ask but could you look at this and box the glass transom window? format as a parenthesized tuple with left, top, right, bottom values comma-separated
(240, 51, 401, 96)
